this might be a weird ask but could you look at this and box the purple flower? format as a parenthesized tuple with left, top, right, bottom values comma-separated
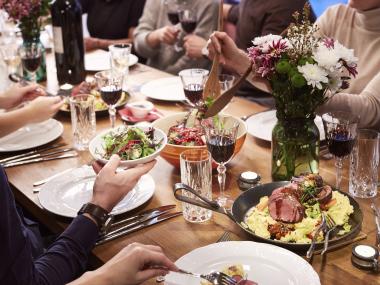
(322, 38, 335, 49)
(0, 0, 42, 21)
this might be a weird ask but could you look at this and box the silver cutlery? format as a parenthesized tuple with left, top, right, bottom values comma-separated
(371, 202, 380, 248)
(306, 214, 326, 261)
(33, 167, 75, 187)
(216, 231, 231, 243)
(9, 148, 74, 164)
(172, 269, 237, 285)
(96, 211, 182, 246)
(2, 153, 78, 168)
(321, 213, 337, 256)
(0, 143, 66, 164)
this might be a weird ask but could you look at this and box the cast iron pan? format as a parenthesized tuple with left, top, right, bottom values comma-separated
(174, 182, 363, 252)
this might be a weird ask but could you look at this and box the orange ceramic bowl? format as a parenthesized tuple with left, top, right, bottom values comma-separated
(151, 112, 247, 168)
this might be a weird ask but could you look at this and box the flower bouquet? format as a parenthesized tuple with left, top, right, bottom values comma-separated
(247, 4, 358, 180)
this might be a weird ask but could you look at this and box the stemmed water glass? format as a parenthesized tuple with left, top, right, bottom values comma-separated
(178, 68, 209, 106)
(202, 117, 239, 207)
(322, 111, 359, 189)
(95, 70, 123, 128)
(0, 43, 20, 75)
(19, 43, 42, 83)
(109, 43, 131, 91)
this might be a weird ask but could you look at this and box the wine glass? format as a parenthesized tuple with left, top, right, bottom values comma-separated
(109, 43, 131, 91)
(19, 43, 42, 83)
(219, 74, 235, 92)
(322, 111, 359, 189)
(0, 43, 20, 75)
(178, 68, 209, 106)
(202, 117, 239, 207)
(95, 70, 123, 128)
(165, 0, 184, 52)
(177, 9, 197, 51)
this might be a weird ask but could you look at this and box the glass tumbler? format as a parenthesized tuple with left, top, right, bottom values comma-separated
(70, 94, 96, 151)
(349, 129, 380, 198)
(180, 149, 212, 223)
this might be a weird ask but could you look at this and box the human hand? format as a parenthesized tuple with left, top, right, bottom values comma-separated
(0, 84, 45, 109)
(183, 34, 207, 59)
(24, 96, 63, 124)
(91, 155, 156, 212)
(207, 31, 251, 74)
(84, 37, 100, 51)
(74, 243, 177, 285)
(155, 26, 179, 45)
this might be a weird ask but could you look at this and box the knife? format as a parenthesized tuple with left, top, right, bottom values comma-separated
(0, 143, 66, 164)
(9, 148, 74, 164)
(104, 205, 177, 236)
(96, 212, 182, 246)
(3, 153, 78, 168)
(33, 167, 75, 186)
(110, 204, 176, 228)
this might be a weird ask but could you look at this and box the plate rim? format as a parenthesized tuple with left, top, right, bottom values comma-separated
(0, 119, 63, 152)
(165, 241, 320, 285)
(38, 166, 155, 218)
(140, 77, 186, 102)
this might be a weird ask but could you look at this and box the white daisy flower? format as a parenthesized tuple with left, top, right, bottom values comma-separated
(313, 44, 341, 72)
(334, 41, 358, 66)
(252, 34, 292, 52)
(298, 63, 329, 90)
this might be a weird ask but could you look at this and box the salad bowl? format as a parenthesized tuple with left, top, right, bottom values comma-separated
(151, 112, 247, 168)
(89, 125, 167, 167)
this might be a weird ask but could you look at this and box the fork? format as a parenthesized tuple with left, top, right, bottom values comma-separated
(173, 269, 237, 285)
(306, 214, 326, 261)
(216, 231, 231, 243)
(321, 213, 337, 256)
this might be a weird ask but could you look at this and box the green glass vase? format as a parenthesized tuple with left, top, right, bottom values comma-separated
(271, 114, 320, 181)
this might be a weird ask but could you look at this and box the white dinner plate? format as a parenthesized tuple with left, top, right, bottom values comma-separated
(0, 119, 63, 152)
(140, 77, 186, 102)
(85, 49, 139, 71)
(165, 241, 320, 285)
(246, 110, 325, 141)
(38, 165, 155, 218)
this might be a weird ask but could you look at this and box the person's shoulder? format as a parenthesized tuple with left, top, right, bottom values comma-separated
(322, 4, 355, 20)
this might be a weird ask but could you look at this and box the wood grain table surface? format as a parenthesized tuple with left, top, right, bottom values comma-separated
(4, 59, 380, 285)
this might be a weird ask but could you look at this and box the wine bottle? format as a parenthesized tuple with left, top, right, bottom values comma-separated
(51, 0, 85, 85)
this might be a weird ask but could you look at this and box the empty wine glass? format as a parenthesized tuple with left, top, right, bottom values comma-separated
(202, 117, 239, 207)
(109, 43, 131, 91)
(95, 70, 123, 128)
(178, 68, 209, 106)
(0, 43, 20, 75)
(322, 111, 359, 189)
(19, 43, 42, 83)
(219, 74, 235, 92)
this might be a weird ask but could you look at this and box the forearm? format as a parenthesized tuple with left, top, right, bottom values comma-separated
(227, 50, 251, 75)
(0, 106, 32, 138)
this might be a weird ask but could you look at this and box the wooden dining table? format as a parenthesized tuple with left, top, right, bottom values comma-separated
(4, 58, 380, 285)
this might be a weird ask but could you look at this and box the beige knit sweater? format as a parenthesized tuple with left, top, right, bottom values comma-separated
(316, 4, 380, 130)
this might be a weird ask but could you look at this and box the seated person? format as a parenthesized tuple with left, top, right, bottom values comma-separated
(0, 155, 175, 284)
(0, 84, 63, 138)
(79, 0, 146, 51)
(133, 0, 219, 75)
(207, 0, 380, 129)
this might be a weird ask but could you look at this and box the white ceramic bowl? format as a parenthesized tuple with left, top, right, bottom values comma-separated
(89, 125, 167, 167)
(127, 101, 154, 119)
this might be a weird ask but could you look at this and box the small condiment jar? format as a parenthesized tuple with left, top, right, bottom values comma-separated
(237, 171, 261, 191)
(351, 244, 379, 272)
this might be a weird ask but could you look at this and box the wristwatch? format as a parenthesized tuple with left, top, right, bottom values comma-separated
(78, 203, 113, 231)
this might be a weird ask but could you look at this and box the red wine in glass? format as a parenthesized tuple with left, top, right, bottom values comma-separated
(206, 135, 236, 163)
(100, 85, 122, 105)
(167, 11, 180, 25)
(184, 83, 203, 104)
(22, 56, 42, 73)
(327, 132, 355, 158)
(181, 20, 197, 33)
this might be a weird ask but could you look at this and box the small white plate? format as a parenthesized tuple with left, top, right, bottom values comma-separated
(246, 110, 325, 141)
(165, 241, 320, 285)
(0, 119, 63, 152)
(85, 49, 139, 71)
(140, 77, 186, 102)
(38, 165, 155, 218)
(89, 126, 167, 167)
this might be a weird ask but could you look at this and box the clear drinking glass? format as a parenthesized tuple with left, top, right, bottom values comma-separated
(180, 149, 212, 223)
(95, 70, 123, 128)
(322, 111, 359, 189)
(202, 117, 239, 207)
(349, 129, 379, 198)
(109, 44, 131, 91)
(219, 74, 235, 92)
(19, 43, 42, 83)
(0, 43, 20, 75)
(70, 94, 96, 151)
(178, 68, 209, 106)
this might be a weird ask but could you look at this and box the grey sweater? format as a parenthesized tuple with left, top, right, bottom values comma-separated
(133, 0, 219, 75)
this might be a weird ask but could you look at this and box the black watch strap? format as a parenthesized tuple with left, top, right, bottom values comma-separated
(78, 203, 111, 230)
